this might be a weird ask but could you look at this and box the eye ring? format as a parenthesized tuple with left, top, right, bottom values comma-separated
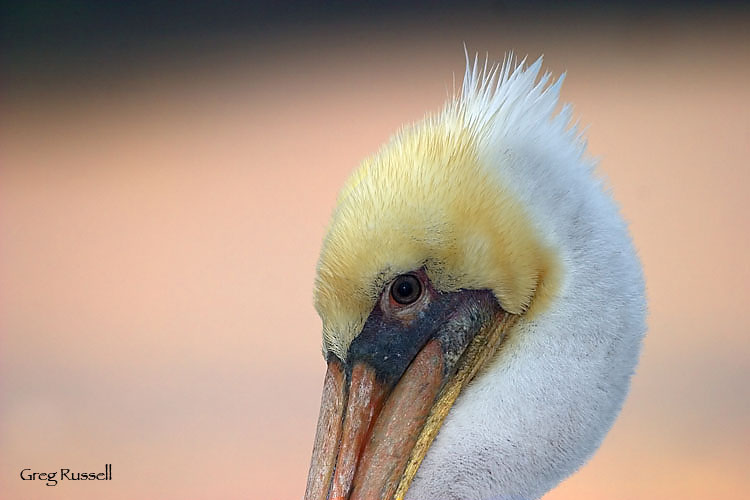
(390, 274, 422, 305)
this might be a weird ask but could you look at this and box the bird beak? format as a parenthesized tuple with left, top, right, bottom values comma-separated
(304, 292, 512, 500)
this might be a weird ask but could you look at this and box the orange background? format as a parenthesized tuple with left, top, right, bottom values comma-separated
(2, 11, 749, 500)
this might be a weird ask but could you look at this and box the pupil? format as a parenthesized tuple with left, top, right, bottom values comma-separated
(398, 281, 413, 297)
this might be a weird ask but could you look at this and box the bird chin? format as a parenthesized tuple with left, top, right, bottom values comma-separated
(304, 290, 514, 500)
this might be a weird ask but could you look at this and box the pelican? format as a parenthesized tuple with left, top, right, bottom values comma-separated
(304, 53, 646, 500)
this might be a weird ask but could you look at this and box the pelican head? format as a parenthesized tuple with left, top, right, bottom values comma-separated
(304, 54, 646, 500)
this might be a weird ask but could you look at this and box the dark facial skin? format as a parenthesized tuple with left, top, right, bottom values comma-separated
(340, 268, 503, 390)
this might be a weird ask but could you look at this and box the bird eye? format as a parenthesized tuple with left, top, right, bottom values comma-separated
(390, 274, 422, 305)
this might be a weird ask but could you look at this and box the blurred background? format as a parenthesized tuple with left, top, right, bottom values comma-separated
(2, 1, 749, 499)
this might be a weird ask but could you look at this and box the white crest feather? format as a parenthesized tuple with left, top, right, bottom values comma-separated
(452, 52, 588, 174)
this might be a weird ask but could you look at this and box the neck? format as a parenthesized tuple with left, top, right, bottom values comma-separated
(406, 88, 646, 500)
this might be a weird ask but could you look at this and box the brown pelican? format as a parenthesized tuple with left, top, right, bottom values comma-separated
(303, 53, 646, 500)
